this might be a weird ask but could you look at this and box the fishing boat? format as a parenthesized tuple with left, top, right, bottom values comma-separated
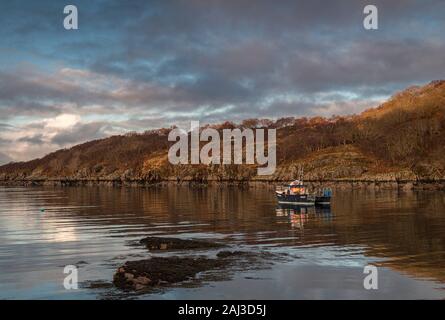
(275, 180, 316, 205)
(276, 182, 332, 206)
(276, 166, 332, 206)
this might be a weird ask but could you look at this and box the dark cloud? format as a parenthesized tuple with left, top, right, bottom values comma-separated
(0, 152, 13, 165)
(17, 134, 45, 145)
(0, 123, 13, 130)
(51, 122, 110, 146)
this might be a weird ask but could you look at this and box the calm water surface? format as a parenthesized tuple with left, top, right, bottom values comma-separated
(0, 186, 444, 299)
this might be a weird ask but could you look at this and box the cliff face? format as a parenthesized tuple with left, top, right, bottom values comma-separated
(1, 81, 445, 185)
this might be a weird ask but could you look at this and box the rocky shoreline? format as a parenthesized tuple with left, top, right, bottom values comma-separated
(1, 178, 445, 190)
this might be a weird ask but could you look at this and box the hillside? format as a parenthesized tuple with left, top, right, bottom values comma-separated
(1, 81, 445, 186)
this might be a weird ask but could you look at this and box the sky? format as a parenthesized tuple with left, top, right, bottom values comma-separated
(0, 0, 445, 163)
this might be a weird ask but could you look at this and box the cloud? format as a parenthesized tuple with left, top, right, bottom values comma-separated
(1, 0, 445, 161)
(17, 134, 45, 145)
(51, 122, 110, 145)
(0, 152, 13, 165)
(0, 114, 115, 162)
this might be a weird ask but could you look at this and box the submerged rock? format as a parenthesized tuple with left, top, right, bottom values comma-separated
(113, 257, 224, 290)
(139, 236, 224, 251)
(83, 280, 114, 289)
(216, 250, 248, 259)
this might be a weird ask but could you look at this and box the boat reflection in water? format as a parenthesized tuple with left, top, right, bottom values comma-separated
(275, 203, 333, 229)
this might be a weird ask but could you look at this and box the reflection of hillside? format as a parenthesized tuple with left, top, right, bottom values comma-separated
(330, 191, 445, 284)
(16, 186, 445, 284)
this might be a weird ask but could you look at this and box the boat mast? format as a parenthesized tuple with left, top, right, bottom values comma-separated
(298, 165, 304, 185)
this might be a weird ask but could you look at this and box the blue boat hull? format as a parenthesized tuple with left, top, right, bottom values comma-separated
(315, 196, 331, 205)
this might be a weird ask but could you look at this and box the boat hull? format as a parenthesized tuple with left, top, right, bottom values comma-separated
(276, 192, 315, 205)
(315, 196, 331, 205)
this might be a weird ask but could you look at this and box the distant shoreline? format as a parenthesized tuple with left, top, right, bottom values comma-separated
(1, 178, 444, 190)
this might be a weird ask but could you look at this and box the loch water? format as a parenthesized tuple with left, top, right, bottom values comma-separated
(0, 185, 444, 299)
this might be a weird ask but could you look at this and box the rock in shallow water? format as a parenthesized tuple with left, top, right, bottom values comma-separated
(113, 256, 225, 291)
(139, 236, 225, 251)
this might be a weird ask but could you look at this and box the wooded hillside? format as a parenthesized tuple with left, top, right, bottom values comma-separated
(1, 80, 445, 184)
